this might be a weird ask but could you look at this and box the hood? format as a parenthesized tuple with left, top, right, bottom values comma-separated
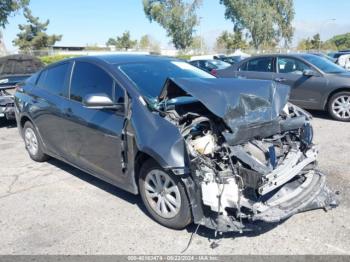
(159, 77, 290, 128)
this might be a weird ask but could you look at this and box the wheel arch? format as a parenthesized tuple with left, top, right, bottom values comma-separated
(325, 87, 350, 110)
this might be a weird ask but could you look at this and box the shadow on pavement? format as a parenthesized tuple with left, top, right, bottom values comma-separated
(308, 110, 333, 121)
(0, 119, 17, 128)
(185, 219, 281, 241)
(47, 157, 282, 240)
(47, 158, 147, 212)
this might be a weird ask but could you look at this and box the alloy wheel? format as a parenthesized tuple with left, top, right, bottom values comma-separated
(331, 95, 350, 120)
(144, 169, 181, 219)
(24, 127, 39, 156)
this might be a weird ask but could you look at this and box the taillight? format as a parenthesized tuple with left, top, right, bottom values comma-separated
(210, 69, 218, 77)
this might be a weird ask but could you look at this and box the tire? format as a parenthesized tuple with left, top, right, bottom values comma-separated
(139, 159, 192, 230)
(23, 121, 49, 162)
(328, 91, 350, 122)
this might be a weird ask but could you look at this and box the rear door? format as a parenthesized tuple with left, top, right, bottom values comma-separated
(30, 62, 71, 157)
(275, 56, 328, 109)
(63, 61, 126, 184)
(236, 56, 276, 81)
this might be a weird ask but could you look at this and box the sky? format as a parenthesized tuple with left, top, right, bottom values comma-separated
(2, 0, 350, 51)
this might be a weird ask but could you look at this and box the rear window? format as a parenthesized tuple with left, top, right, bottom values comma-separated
(240, 57, 274, 72)
(36, 63, 70, 97)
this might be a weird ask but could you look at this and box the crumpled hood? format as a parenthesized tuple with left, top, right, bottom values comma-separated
(159, 78, 290, 130)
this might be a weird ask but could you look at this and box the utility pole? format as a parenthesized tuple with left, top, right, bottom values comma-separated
(319, 18, 336, 52)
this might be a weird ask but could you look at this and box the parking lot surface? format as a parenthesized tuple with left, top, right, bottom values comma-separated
(0, 112, 349, 255)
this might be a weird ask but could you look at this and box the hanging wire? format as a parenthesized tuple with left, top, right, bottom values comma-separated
(181, 224, 201, 254)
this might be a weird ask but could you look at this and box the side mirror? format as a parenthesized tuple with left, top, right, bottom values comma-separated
(303, 69, 318, 77)
(83, 93, 124, 111)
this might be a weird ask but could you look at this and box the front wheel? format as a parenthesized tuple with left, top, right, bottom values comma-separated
(139, 159, 192, 230)
(328, 91, 350, 122)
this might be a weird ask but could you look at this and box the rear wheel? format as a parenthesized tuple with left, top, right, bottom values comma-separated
(328, 91, 350, 122)
(23, 121, 49, 162)
(139, 159, 192, 229)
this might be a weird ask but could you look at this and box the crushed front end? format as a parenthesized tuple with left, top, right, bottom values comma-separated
(158, 78, 339, 232)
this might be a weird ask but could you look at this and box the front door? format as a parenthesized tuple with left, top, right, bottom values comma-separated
(235, 56, 276, 81)
(63, 61, 126, 184)
(275, 56, 327, 109)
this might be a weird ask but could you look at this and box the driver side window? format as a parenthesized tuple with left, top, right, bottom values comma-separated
(277, 57, 310, 75)
(70, 62, 114, 103)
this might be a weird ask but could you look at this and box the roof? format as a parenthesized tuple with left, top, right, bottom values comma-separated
(90, 54, 177, 65)
(0, 54, 44, 76)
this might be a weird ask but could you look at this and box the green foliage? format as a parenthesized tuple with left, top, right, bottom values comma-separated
(13, 7, 62, 50)
(220, 0, 295, 49)
(106, 38, 117, 46)
(0, 0, 29, 28)
(107, 31, 137, 50)
(325, 33, 350, 50)
(297, 38, 312, 51)
(297, 34, 324, 51)
(215, 30, 248, 51)
(138, 34, 161, 53)
(143, 0, 202, 50)
(176, 54, 192, 60)
(39, 54, 79, 65)
(139, 35, 151, 49)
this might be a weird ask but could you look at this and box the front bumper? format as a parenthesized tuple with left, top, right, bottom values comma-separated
(196, 170, 338, 233)
(252, 170, 338, 223)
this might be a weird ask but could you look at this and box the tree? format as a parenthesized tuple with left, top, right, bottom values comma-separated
(107, 31, 137, 50)
(138, 34, 161, 53)
(215, 30, 248, 51)
(220, 0, 295, 49)
(139, 34, 151, 50)
(106, 38, 117, 47)
(13, 8, 62, 50)
(325, 33, 350, 50)
(310, 33, 321, 50)
(190, 35, 206, 51)
(297, 38, 312, 51)
(143, 0, 202, 50)
(297, 34, 323, 51)
(0, 0, 29, 28)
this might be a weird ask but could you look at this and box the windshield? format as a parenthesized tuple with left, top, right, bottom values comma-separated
(118, 60, 214, 98)
(209, 60, 231, 69)
(301, 55, 346, 74)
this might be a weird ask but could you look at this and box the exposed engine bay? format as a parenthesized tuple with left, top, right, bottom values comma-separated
(157, 78, 339, 232)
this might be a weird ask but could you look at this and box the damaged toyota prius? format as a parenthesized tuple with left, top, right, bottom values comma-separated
(14, 55, 338, 233)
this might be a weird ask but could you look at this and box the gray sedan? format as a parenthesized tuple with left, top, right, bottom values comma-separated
(217, 54, 350, 121)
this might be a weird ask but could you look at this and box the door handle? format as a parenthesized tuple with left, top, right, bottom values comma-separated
(274, 78, 286, 83)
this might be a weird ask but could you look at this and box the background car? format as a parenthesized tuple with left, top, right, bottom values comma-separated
(214, 55, 245, 65)
(189, 59, 231, 76)
(328, 51, 350, 61)
(217, 54, 350, 121)
(0, 54, 43, 121)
